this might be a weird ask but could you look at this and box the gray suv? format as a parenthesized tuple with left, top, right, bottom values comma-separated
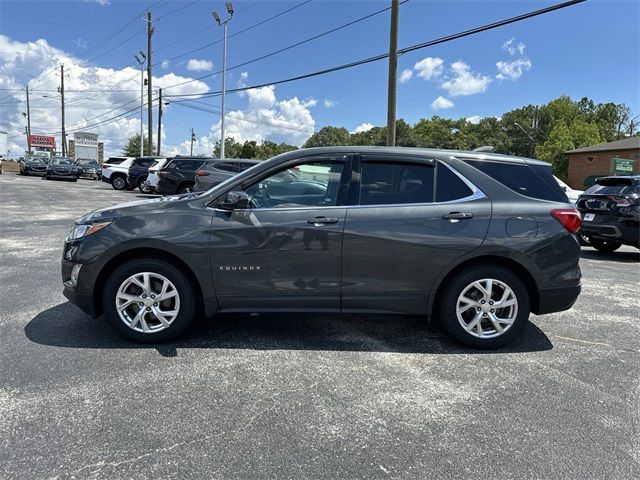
(61, 147, 582, 348)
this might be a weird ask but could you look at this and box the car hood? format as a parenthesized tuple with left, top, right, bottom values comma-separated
(76, 194, 200, 223)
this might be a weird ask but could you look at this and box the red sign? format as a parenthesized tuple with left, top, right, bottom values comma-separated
(28, 135, 56, 149)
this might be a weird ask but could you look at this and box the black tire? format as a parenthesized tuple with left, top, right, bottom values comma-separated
(178, 183, 194, 194)
(103, 259, 197, 343)
(589, 238, 622, 253)
(138, 176, 152, 194)
(111, 175, 127, 190)
(437, 265, 530, 349)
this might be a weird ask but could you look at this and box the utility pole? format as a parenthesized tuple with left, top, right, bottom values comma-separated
(134, 52, 146, 157)
(25, 126, 29, 153)
(145, 11, 154, 156)
(60, 64, 67, 156)
(157, 88, 162, 156)
(190, 128, 195, 156)
(25, 85, 31, 152)
(386, 0, 399, 147)
(213, 3, 234, 159)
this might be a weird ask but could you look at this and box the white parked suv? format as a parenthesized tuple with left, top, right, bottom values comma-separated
(146, 158, 169, 193)
(101, 156, 134, 190)
(554, 175, 584, 204)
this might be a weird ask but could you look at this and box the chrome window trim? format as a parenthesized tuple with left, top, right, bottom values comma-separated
(209, 159, 486, 213)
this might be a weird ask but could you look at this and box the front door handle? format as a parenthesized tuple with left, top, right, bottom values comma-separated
(443, 212, 473, 220)
(307, 216, 339, 225)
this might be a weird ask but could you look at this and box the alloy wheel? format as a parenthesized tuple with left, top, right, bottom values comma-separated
(456, 278, 518, 339)
(113, 177, 125, 190)
(115, 272, 181, 333)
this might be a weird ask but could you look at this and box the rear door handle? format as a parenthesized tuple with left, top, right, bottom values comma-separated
(308, 216, 339, 225)
(443, 212, 473, 220)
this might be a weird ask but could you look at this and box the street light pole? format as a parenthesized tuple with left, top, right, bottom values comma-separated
(135, 51, 147, 157)
(213, 3, 234, 159)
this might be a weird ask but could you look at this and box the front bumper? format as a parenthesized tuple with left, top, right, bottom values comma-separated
(535, 284, 581, 315)
(24, 167, 47, 176)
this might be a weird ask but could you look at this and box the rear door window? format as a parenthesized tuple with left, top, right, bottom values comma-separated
(463, 159, 567, 202)
(359, 161, 435, 205)
(436, 163, 473, 202)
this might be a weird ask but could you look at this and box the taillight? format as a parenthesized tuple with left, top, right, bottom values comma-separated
(195, 170, 210, 176)
(607, 195, 632, 207)
(550, 209, 582, 234)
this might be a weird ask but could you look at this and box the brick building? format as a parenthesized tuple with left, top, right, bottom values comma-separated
(566, 136, 640, 189)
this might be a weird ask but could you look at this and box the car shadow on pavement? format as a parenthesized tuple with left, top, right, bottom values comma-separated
(580, 248, 640, 263)
(25, 302, 553, 357)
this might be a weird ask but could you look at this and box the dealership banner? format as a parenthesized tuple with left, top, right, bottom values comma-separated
(28, 135, 56, 149)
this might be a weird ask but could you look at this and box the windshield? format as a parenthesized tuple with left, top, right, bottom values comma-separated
(77, 159, 98, 166)
(25, 155, 46, 163)
(51, 157, 74, 165)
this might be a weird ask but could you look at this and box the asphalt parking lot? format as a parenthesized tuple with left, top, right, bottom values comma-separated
(1, 172, 639, 479)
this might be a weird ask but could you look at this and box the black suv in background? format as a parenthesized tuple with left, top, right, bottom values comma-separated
(194, 159, 259, 192)
(577, 176, 640, 252)
(62, 147, 581, 348)
(127, 156, 164, 194)
(156, 156, 212, 195)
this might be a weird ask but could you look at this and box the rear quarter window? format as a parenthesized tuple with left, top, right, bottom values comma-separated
(463, 159, 567, 202)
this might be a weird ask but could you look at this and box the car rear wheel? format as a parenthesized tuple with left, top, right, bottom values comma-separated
(111, 175, 126, 190)
(589, 238, 622, 253)
(178, 183, 194, 194)
(437, 265, 530, 348)
(103, 259, 197, 342)
(138, 178, 152, 194)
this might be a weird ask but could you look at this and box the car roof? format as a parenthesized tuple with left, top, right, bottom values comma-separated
(595, 175, 640, 181)
(281, 146, 552, 166)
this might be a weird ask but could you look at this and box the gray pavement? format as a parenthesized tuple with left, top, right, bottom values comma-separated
(1, 172, 639, 479)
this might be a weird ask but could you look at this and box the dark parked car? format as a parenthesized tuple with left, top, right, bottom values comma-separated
(156, 156, 212, 195)
(62, 147, 581, 348)
(75, 158, 101, 180)
(20, 155, 49, 176)
(194, 159, 259, 191)
(127, 156, 164, 194)
(46, 156, 79, 181)
(576, 175, 640, 252)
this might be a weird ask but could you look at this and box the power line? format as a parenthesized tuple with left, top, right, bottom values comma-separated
(165, 0, 586, 99)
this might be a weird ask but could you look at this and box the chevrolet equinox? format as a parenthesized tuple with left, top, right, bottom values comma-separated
(62, 147, 582, 348)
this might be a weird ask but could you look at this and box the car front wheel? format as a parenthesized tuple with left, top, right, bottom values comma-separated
(103, 259, 197, 342)
(437, 265, 530, 348)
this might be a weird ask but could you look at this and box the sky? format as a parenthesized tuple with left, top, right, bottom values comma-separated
(0, 0, 638, 158)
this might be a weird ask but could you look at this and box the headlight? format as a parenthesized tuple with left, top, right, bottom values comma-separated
(66, 222, 111, 241)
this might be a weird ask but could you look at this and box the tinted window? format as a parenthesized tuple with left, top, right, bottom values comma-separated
(464, 159, 566, 202)
(213, 162, 237, 173)
(166, 159, 204, 170)
(359, 162, 434, 205)
(436, 163, 473, 201)
(585, 178, 638, 195)
(106, 158, 125, 165)
(245, 161, 344, 208)
(236, 162, 257, 172)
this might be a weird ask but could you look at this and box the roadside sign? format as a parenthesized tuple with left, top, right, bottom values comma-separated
(613, 157, 634, 175)
(28, 135, 56, 149)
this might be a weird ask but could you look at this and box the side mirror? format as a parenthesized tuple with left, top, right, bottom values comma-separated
(218, 190, 250, 210)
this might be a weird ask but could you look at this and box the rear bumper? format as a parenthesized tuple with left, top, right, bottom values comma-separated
(535, 284, 581, 315)
(581, 221, 640, 247)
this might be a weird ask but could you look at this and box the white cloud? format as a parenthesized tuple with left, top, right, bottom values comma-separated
(431, 96, 453, 110)
(399, 68, 413, 83)
(440, 61, 491, 97)
(84, 0, 111, 5)
(502, 37, 526, 56)
(323, 98, 337, 108)
(186, 59, 213, 72)
(161, 59, 170, 69)
(414, 57, 444, 80)
(466, 115, 483, 124)
(0, 34, 209, 157)
(496, 58, 532, 81)
(74, 38, 88, 50)
(352, 123, 375, 134)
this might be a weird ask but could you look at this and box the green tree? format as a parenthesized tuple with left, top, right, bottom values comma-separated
(255, 140, 297, 159)
(535, 118, 603, 179)
(123, 135, 155, 156)
(303, 126, 351, 148)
